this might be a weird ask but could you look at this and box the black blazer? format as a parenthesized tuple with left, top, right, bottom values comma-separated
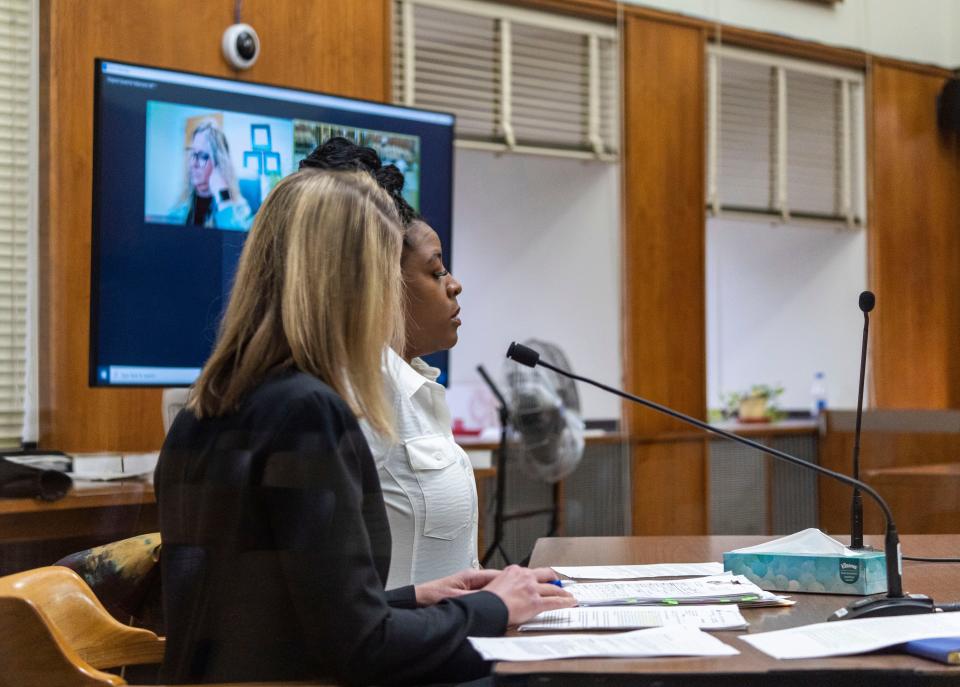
(155, 369, 507, 685)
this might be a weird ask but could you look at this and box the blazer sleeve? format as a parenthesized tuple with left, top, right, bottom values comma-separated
(260, 392, 507, 687)
(384, 585, 417, 609)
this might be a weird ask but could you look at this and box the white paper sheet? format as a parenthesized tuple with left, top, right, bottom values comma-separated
(741, 611, 960, 659)
(518, 604, 749, 631)
(468, 625, 740, 661)
(552, 562, 724, 580)
(568, 574, 782, 607)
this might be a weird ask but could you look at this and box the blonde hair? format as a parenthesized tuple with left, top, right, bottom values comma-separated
(181, 120, 243, 205)
(188, 170, 405, 436)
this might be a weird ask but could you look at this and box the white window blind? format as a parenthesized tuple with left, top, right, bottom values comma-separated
(707, 45, 865, 224)
(0, 0, 32, 446)
(393, 0, 619, 160)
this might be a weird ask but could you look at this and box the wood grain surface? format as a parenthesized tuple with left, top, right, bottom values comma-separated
(869, 61, 960, 410)
(622, 15, 708, 534)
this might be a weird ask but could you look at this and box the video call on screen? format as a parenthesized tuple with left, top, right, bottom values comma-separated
(91, 61, 454, 387)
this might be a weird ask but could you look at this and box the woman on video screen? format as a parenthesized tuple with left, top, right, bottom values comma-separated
(169, 119, 252, 230)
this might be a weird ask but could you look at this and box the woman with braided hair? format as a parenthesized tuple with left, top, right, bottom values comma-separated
(301, 138, 478, 589)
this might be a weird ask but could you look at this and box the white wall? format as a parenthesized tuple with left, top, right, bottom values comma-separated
(705, 216, 868, 412)
(624, 0, 960, 69)
(448, 148, 621, 422)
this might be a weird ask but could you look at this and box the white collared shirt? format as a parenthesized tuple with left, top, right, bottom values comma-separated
(360, 349, 479, 589)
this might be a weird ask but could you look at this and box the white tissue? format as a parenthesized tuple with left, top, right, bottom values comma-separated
(729, 528, 870, 557)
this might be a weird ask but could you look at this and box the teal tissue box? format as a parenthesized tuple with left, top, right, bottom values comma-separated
(723, 550, 887, 596)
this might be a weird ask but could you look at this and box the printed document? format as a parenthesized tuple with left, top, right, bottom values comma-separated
(552, 562, 724, 580)
(469, 625, 740, 661)
(519, 604, 749, 631)
(568, 574, 788, 607)
(742, 611, 960, 659)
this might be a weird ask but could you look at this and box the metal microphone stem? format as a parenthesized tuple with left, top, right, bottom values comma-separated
(507, 342, 936, 620)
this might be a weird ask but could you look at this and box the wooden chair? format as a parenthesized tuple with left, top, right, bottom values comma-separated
(0, 565, 164, 672)
(0, 594, 126, 687)
(0, 565, 337, 686)
(0, 566, 158, 685)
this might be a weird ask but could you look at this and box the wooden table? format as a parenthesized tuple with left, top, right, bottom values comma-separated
(0, 481, 157, 574)
(497, 534, 960, 686)
(0, 464, 501, 573)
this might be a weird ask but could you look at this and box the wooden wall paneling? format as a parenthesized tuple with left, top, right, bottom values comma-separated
(861, 464, 960, 534)
(631, 437, 708, 534)
(711, 24, 866, 69)
(870, 62, 960, 409)
(818, 412, 960, 533)
(622, 16, 708, 534)
(820, 432, 960, 533)
(39, 0, 391, 451)
(622, 15, 706, 435)
(503, 0, 618, 22)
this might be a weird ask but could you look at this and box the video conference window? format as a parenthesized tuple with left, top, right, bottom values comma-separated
(91, 60, 453, 387)
(143, 102, 423, 232)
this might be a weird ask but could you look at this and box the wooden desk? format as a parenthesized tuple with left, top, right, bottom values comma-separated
(497, 535, 960, 686)
(0, 481, 157, 575)
(0, 481, 156, 543)
(0, 466, 501, 573)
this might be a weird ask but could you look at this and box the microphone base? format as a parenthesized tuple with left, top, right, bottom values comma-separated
(828, 593, 935, 621)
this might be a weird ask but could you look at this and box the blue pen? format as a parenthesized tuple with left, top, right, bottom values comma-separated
(549, 579, 570, 587)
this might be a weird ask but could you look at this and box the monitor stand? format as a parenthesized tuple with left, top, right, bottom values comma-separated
(161, 387, 190, 435)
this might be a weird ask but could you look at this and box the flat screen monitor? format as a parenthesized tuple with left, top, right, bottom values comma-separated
(90, 59, 455, 387)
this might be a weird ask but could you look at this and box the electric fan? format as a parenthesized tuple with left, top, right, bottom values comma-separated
(504, 339, 585, 483)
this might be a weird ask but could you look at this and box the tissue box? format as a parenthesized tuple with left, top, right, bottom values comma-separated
(723, 550, 887, 596)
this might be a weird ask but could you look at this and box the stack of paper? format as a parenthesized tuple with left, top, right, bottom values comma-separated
(469, 625, 739, 661)
(567, 574, 793, 608)
(741, 611, 960, 660)
(482, 565, 751, 662)
(551, 562, 724, 580)
(69, 452, 159, 481)
(519, 604, 749, 632)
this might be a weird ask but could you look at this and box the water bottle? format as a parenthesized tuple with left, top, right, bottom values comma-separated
(810, 371, 828, 418)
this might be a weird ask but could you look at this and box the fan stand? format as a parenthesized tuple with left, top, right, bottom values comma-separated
(481, 402, 513, 566)
(478, 366, 562, 567)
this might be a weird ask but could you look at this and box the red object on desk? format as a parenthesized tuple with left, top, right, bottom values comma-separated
(452, 418, 482, 437)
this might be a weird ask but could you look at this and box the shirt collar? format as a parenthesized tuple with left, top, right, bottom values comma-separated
(384, 348, 440, 398)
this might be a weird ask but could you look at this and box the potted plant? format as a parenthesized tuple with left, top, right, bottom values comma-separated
(722, 384, 785, 423)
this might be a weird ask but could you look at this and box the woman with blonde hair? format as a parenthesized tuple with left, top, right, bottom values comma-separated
(155, 169, 572, 685)
(168, 119, 252, 230)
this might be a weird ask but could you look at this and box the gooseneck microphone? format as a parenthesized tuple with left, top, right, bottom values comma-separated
(506, 341, 936, 621)
(850, 290, 875, 551)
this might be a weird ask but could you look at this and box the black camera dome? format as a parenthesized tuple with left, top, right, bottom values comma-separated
(236, 32, 257, 60)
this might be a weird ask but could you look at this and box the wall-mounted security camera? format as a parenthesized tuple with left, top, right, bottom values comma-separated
(222, 23, 260, 70)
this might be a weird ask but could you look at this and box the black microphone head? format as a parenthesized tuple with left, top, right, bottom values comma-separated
(506, 342, 540, 368)
(859, 291, 876, 313)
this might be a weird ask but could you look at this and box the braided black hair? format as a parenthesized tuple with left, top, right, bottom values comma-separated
(373, 164, 420, 227)
(300, 137, 421, 228)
